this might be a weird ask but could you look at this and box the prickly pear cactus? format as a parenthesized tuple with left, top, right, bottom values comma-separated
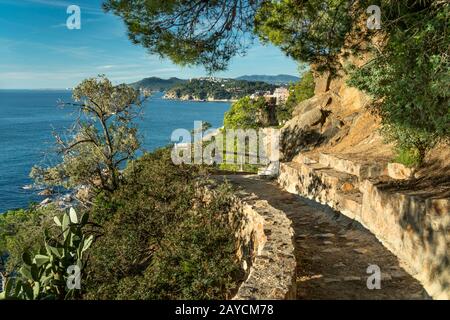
(0, 208, 93, 300)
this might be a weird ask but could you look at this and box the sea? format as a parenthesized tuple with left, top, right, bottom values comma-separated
(0, 90, 231, 213)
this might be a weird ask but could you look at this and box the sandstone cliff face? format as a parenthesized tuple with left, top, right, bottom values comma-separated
(280, 68, 392, 163)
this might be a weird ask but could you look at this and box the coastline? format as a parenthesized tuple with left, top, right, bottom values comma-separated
(0, 90, 231, 214)
(159, 90, 237, 103)
(163, 96, 237, 103)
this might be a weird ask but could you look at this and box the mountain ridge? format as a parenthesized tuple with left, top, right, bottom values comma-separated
(130, 74, 299, 91)
(235, 74, 299, 85)
(129, 77, 187, 91)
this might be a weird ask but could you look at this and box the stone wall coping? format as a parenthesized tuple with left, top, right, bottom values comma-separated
(232, 192, 297, 300)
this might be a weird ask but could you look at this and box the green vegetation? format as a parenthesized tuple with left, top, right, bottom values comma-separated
(1, 209, 93, 300)
(221, 97, 275, 173)
(255, 0, 356, 74)
(0, 206, 57, 273)
(224, 97, 266, 129)
(393, 145, 423, 168)
(1, 148, 243, 300)
(103, 0, 356, 74)
(84, 148, 242, 300)
(379, 124, 438, 167)
(103, 0, 261, 72)
(277, 71, 315, 123)
(30, 76, 144, 194)
(106, 0, 449, 165)
(167, 79, 276, 101)
(130, 77, 186, 92)
(0, 75, 243, 300)
(347, 2, 449, 165)
(223, 72, 315, 128)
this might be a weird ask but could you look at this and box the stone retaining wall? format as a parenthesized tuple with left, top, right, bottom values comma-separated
(360, 180, 449, 300)
(231, 191, 297, 300)
(278, 162, 449, 299)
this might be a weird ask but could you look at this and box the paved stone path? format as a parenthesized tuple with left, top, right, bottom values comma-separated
(223, 175, 429, 300)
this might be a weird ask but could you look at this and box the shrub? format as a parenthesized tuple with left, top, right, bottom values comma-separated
(84, 148, 242, 299)
(347, 2, 449, 166)
(0, 206, 56, 273)
(381, 124, 437, 167)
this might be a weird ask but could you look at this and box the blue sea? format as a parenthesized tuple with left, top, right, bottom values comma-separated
(0, 90, 230, 213)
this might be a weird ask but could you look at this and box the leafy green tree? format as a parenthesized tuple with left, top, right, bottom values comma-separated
(222, 97, 275, 172)
(347, 1, 449, 165)
(255, 0, 361, 74)
(103, 0, 365, 74)
(224, 96, 268, 129)
(30, 76, 145, 194)
(287, 71, 315, 108)
(103, 0, 263, 72)
(277, 71, 315, 122)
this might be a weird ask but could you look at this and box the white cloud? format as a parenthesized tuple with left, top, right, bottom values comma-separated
(97, 65, 115, 70)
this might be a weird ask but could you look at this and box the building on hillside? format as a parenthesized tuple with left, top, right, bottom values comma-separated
(255, 87, 289, 105)
(272, 87, 290, 105)
(190, 77, 230, 83)
(250, 90, 271, 100)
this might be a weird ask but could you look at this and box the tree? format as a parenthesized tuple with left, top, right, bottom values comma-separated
(255, 0, 362, 74)
(105, 1, 449, 164)
(103, 0, 371, 74)
(31, 76, 145, 194)
(224, 96, 267, 129)
(103, 0, 263, 72)
(347, 1, 449, 165)
(277, 71, 315, 122)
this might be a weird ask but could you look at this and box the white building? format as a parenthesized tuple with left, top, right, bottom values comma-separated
(272, 87, 290, 105)
(255, 87, 290, 105)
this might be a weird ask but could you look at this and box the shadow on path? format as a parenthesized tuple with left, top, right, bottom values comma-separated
(220, 174, 430, 300)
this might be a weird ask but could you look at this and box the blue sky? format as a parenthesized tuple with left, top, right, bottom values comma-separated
(0, 0, 299, 89)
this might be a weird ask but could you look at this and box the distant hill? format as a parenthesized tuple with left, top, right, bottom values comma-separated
(235, 74, 300, 85)
(129, 75, 298, 95)
(164, 78, 276, 101)
(130, 77, 186, 91)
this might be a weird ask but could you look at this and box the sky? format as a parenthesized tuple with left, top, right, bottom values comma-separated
(0, 0, 299, 89)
